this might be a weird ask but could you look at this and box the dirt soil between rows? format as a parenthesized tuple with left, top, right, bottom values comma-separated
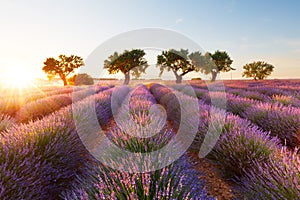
(188, 152, 244, 200)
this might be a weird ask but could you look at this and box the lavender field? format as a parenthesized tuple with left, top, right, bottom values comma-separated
(0, 79, 300, 200)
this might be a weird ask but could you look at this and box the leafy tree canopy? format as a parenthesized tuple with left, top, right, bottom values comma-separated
(203, 50, 235, 81)
(209, 50, 234, 72)
(157, 49, 206, 83)
(242, 61, 274, 80)
(43, 54, 84, 86)
(104, 49, 148, 84)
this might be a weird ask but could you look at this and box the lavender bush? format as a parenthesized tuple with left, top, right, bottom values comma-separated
(0, 109, 95, 199)
(0, 97, 25, 117)
(226, 95, 258, 115)
(227, 88, 270, 102)
(247, 87, 292, 97)
(243, 102, 300, 147)
(73, 85, 130, 131)
(16, 86, 110, 123)
(150, 84, 181, 126)
(24, 86, 78, 102)
(272, 94, 300, 107)
(62, 155, 213, 200)
(240, 148, 300, 199)
(108, 86, 169, 152)
(16, 94, 73, 123)
(0, 114, 15, 133)
(208, 114, 280, 178)
(0, 86, 77, 116)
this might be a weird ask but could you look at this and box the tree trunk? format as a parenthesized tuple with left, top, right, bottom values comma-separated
(211, 71, 217, 82)
(60, 75, 68, 86)
(173, 70, 182, 84)
(124, 72, 130, 85)
(176, 75, 183, 83)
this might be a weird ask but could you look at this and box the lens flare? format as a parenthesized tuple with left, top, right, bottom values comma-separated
(0, 69, 35, 89)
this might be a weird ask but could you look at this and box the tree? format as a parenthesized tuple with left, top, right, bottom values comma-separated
(104, 49, 148, 85)
(242, 61, 274, 80)
(157, 49, 205, 83)
(207, 50, 234, 81)
(47, 74, 55, 81)
(42, 55, 84, 86)
(68, 73, 94, 85)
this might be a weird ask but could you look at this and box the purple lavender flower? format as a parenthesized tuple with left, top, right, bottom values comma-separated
(240, 148, 300, 199)
(243, 102, 300, 147)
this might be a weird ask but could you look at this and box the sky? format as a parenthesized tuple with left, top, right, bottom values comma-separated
(0, 0, 299, 81)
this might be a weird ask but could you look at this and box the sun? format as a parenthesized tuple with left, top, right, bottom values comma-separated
(0, 68, 36, 89)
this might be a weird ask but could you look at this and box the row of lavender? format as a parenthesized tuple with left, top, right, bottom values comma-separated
(222, 79, 300, 91)
(0, 84, 113, 118)
(227, 87, 300, 107)
(191, 82, 300, 107)
(0, 86, 77, 132)
(0, 86, 122, 199)
(176, 84, 300, 148)
(0, 85, 78, 117)
(63, 85, 213, 199)
(161, 83, 300, 199)
(0, 85, 112, 132)
(16, 85, 112, 123)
